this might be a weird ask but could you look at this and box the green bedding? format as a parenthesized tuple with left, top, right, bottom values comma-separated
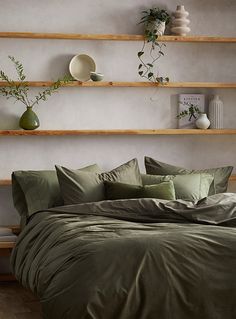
(11, 193, 236, 319)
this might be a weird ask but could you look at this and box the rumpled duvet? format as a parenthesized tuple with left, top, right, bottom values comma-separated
(11, 193, 236, 319)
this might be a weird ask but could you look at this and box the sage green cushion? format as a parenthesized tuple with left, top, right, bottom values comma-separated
(56, 158, 142, 205)
(104, 180, 176, 200)
(12, 164, 101, 222)
(141, 173, 214, 201)
(145, 156, 233, 195)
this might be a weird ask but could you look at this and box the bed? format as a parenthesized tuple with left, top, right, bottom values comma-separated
(10, 158, 236, 319)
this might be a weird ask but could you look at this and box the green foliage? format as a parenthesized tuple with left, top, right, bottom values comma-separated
(139, 8, 171, 25)
(137, 8, 170, 85)
(0, 56, 72, 108)
(176, 102, 201, 121)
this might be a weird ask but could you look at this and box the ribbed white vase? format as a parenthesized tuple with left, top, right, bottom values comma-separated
(171, 5, 191, 36)
(208, 95, 224, 129)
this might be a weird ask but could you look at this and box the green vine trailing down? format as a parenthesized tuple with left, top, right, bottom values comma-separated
(0, 56, 72, 108)
(137, 8, 171, 84)
(176, 102, 201, 121)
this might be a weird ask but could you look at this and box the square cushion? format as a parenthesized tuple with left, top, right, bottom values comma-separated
(56, 158, 142, 205)
(141, 173, 213, 201)
(12, 164, 101, 223)
(145, 156, 233, 195)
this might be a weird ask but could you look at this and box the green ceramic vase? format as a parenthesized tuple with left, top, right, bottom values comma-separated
(19, 107, 40, 130)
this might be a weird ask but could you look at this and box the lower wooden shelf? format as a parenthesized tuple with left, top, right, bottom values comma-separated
(1, 129, 236, 136)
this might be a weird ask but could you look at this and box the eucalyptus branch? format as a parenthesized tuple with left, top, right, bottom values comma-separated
(0, 56, 72, 109)
(30, 76, 71, 108)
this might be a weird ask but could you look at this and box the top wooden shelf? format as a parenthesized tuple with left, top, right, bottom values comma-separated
(0, 32, 235, 43)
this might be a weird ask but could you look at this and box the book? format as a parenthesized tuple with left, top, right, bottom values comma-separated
(178, 94, 205, 128)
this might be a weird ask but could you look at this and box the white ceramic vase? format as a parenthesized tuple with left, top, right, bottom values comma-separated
(195, 113, 210, 129)
(146, 20, 166, 36)
(171, 5, 191, 36)
(208, 95, 224, 129)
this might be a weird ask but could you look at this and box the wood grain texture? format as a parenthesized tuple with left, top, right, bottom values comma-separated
(0, 32, 236, 42)
(1, 129, 236, 136)
(0, 81, 236, 88)
(0, 282, 42, 318)
(0, 242, 15, 249)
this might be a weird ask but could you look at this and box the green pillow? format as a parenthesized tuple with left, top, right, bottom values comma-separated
(12, 164, 101, 223)
(145, 156, 233, 195)
(141, 173, 214, 201)
(104, 180, 176, 200)
(56, 158, 142, 205)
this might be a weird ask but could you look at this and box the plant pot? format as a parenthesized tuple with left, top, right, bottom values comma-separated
(19, 107, 40, 130)
(195, 113, 210, 130)
(146, 20, 166, 36)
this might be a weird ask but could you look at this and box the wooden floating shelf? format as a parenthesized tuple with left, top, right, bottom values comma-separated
(0, 81, 236, 88)
(0, 32, 235, 43)
(1, 175, 236, 186)
(1, 129, 236, 136)
(0, 242, 15, 249)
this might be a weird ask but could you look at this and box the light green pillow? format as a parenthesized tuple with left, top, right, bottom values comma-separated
(141, 173, 213, 201)
(12, 164, 101, 224)
(104, 180, 176, 200)
(56, 158, 142, 205)
(145, 156, 233, 195)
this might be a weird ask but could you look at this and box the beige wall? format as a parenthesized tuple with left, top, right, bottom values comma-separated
(0, 0, 236, 224)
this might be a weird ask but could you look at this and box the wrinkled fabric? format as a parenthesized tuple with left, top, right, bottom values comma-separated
(11, 193, 236, 319)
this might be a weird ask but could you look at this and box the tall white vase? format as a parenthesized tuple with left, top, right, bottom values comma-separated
(171, 5, 191, 36)
(208, 95, 224, 129)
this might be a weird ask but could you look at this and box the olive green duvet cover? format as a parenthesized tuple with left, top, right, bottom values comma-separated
(11, 193, 236, 319)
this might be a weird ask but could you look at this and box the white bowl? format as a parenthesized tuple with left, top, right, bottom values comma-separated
(69, 54, 96, 82)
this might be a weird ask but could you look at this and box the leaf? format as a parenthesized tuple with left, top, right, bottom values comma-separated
(138, 64, 143, 70)
(148, 72, 154, 78)
(147, 63, 153, 67)
(159, 51, 164, 56)
(138, 71, 143, 76)
(137, 51, 144, 57)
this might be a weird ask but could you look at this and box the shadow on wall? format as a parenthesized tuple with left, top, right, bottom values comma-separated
(47, 54, 75, 79)
(0, 107, 19, 130)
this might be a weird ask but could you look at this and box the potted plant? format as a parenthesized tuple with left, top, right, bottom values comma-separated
(137, 8, 171, 84)
(139, 8, 171, 38)
(0, 56, 71, 130)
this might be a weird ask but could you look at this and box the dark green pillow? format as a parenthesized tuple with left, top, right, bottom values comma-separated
(141, 173, 213, 201)
(56, 158, 142, 205)
(12, 164, 101, 223)
(104, 180, 176, 200)
(145, 156, 233, 195)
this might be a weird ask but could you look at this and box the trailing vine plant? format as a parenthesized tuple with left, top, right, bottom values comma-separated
(137, 8, 171, 84)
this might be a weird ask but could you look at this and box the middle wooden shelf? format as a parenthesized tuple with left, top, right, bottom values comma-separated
(0, 81, 236, 88)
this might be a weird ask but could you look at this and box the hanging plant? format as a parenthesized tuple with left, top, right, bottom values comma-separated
(137, 8, 171, 84)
